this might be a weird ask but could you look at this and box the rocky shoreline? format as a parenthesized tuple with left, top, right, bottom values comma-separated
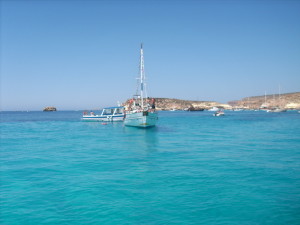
(41, 92, 300, 112)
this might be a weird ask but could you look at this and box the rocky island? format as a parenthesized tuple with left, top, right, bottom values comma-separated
(123, 98, 231, 111)
(123, 92, 300, 111)
(43, 107, 57, 111)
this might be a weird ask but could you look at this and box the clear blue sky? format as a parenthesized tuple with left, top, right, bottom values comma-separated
(1, 0, 299, 110)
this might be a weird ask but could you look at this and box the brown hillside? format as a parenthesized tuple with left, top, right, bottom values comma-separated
(123, 98, 231, 110)
(228, 92, 300, 109)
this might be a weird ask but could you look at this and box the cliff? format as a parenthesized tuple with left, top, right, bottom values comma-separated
(228, 92, 300, 109)
(123, 98, 231, 111)
(43, 106, 57, 111)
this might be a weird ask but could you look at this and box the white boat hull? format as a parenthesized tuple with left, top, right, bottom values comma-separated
(82, 115, 124, 122)
(124, 112, 157, 127)
(208, 107, 219, 111)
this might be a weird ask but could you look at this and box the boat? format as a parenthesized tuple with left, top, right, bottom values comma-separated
(267, 86, 287, 113)
(260, 91, 269, 110)
(82, 106, 125, 121)
(187, 106, 204, 111)
(267, 108, 287, 113)
(213, 110, 225, 116)
(124, 44, 158, 128)
(232, 108, 243, 111)
(208, 107, 219, 111)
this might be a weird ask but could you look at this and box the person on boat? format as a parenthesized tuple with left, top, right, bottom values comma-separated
(147, 97, 151, 108)
(135, 103, 141, 112)
(151, 98, 156, 111)
(128, 98, 134, 111)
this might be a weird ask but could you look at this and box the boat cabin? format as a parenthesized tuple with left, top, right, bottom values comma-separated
(101, 107, 124, 116)
(82, 106, 125, 122)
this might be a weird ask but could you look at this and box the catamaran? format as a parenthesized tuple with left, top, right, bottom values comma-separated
(124, 44, 158, 128)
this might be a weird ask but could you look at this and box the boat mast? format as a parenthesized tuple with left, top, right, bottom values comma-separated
(278, 84, 282, 108)
(140, 43, 145, 109)
(264, 91, 267, 105)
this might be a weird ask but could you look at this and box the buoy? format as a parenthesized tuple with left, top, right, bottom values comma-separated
(102, 123, 107, 125)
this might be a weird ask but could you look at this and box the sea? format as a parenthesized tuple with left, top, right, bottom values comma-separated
(1, 110, 300, 225)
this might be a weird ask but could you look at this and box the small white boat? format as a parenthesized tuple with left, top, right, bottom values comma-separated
(213, 110, 225, 116)
(124, 44, 158, 128)
(267, 108, 287, 113)
(82, 106, 125, 122)
(208, 107, 219, 111)
(233, 108, 243, 111)
(273, 108, 287, 112)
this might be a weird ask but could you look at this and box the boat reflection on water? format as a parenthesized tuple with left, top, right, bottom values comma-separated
(123, 126, 159, 153)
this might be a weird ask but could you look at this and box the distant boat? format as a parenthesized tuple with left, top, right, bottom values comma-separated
(208, 107, 219, 111)
(213, 110, 225, 116)
(267, 108, 287, 113)
(82, 106, 125, 122)
(124, 44, 158, 128)
(187, 106, 204, 111)
(233, 108, 243, 111)
(267, 85, 287, 113)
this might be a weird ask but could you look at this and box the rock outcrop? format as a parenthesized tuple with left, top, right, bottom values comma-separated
(123, 98, 231, 111)
(228, 92, 300, 109)
(43, 107, 57, 111)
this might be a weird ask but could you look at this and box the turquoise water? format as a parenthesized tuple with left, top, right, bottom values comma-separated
(1, 110, 300, 224)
